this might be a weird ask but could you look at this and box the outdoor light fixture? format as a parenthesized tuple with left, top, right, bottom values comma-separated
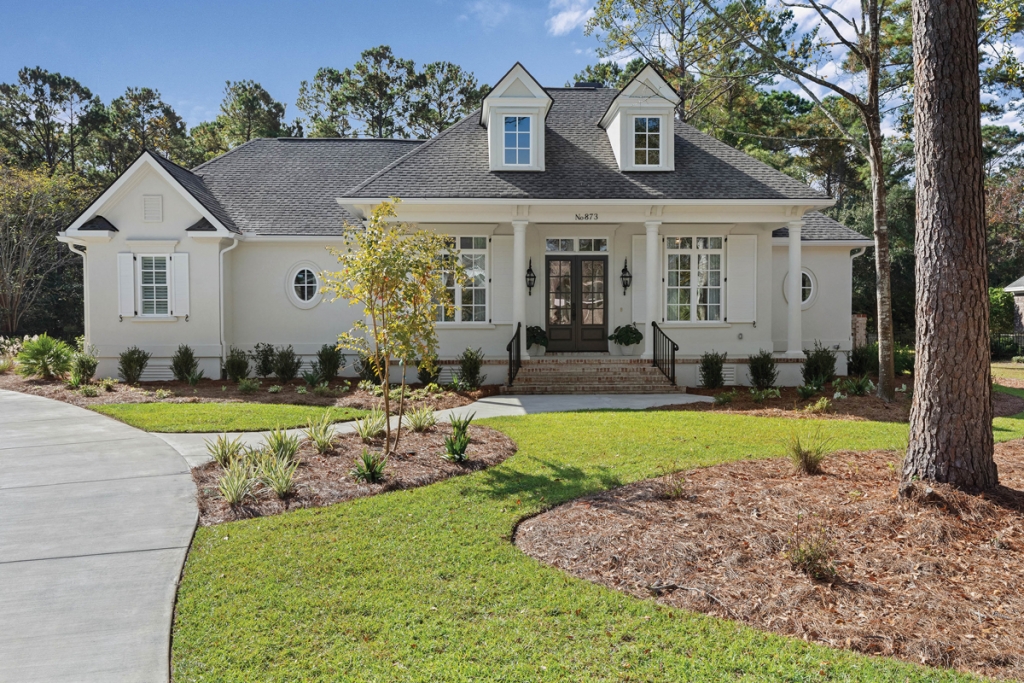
(620, 259, 633, 295)
(525, 259, 537, 295)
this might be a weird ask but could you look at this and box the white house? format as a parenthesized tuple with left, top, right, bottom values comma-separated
(58, 63, 871, 390)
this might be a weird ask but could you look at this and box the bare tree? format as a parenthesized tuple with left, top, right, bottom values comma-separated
(903, 0, 997, 489)
(0, 165, 80, 335)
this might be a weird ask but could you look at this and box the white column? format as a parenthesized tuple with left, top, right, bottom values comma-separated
(643, 220, 661, 359)
(512, 220, 530, 359)
(786, 219, 804, 357)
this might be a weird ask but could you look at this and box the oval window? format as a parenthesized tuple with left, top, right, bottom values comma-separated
(801, 271, 813, 303)
(294, 268, 318, 302)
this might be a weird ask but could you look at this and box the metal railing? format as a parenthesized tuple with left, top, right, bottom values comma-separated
(506, 322, 522, 386)
(651, 321, 678, 385)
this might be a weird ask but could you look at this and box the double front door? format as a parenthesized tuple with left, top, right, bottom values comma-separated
(545, 255, 608, 352)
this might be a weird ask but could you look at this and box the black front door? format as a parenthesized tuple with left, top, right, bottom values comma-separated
(545, 255, 608, 352)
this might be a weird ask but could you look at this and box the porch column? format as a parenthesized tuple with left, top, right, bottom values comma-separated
(512, 219, 530, 359)
(786, 218, 804, 357)
(643, 220, 661, 359)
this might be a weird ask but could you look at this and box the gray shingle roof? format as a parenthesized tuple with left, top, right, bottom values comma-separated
(191, 138, 423, 235)
(772, 212, 871, 242)
(150, 153, 241, 234)
(347, 88, 828, 201)
(80, 216, 117, 231)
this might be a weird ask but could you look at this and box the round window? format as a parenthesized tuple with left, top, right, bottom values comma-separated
(801, 271, 813, 303)
(783, 268, 817, 310)
(294, 268, 317, 301)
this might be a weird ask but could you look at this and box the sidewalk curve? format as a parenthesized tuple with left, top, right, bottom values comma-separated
(0, 389, 197, 683)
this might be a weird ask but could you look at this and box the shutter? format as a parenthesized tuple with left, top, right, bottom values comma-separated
(489, 236, 513, 323)
(172, 253, 190, 317)
(726, 234, 757, 323)
(632, 234, 646, 324)
(118, 253, 136, 317)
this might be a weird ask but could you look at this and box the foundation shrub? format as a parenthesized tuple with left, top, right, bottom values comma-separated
(17, 334, 73, 379)
(272, 346, 302, 383)
(698, 351, 727, 389)
(224, 347, 250, 382)
(457, 347, 486, 389)
(171, 344, 199, 382)
(250, 343, 277, 378)
(746, 349, 778, 390)
(802, 341, 837, 387)
(417, 357, 441, 385)
(118, 346, 150, 384)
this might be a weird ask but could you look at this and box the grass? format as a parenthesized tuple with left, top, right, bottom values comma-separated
(90, 402, 366, 433)
(172, 409, 1024, 681)
(992, 361, 1024, 382)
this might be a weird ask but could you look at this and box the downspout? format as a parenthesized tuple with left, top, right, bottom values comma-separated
(59, 236, 89, 345)
(851, 247, 867, 260)
(219, 237, 240, 372)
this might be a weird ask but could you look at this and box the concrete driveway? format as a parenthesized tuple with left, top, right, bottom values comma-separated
(0, 390, 197, 683)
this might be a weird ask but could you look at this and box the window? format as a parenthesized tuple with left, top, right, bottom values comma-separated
(546, 238, 574, 252)
(665, 236, 723, 322)
(294, 269, 318, 302)
(578, 238, 608, 252)
(504, 116, 531, 165)
(437, 237, 488, 322)
(784, 268, 817, 309)
(634, 117, 661, 166)
(139, 256, 169, 315)
(801, 271, 813, 303)
(545, 238, 607, 252)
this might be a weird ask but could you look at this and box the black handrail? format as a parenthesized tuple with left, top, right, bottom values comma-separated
(506, 322, 522, 386)
(651, 321, 678, 385)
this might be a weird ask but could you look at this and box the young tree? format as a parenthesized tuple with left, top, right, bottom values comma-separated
(321, 200, 461, 455)
(0, 165, 83, 334)
(0, 67, 103, 175)
(88, 87, 190, 175)
(408, 62, 488, 138)
(217, 80, 289, 146)
(904, 0, 997, 489)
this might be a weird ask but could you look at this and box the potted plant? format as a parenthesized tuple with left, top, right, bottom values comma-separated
(526, 325, 547, 356)
(608, 324, 643, 356)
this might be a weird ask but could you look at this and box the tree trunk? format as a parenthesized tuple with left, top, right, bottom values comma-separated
(904, 0, 997, 490)
(865, 124, 897, 402)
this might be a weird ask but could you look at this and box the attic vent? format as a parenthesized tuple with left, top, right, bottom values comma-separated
(143, 195, 163, 223)
(722, 365, 737, 385)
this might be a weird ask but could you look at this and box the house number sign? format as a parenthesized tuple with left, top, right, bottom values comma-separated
(575, 213, 599, 221)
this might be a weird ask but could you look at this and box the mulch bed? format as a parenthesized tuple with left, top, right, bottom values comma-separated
(674, 382, 1024, 422)
(0, 373, 495, 411)
(192, 424, 516, 526)
(516, 443, 1024, 680)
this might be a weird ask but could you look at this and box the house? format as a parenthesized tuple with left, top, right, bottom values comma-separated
(58, 63, 871, 389)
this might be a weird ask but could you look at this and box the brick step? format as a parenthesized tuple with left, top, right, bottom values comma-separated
(512, 375, 670, 385)
(503, 384, 685, 395)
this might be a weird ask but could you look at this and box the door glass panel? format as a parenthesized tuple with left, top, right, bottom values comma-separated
(580, 259, 605, 326)
(548, 259, 572, 325)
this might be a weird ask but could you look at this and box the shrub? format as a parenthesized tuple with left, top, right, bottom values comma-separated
(258, 452, 299, 499)
(118, 346, 150, 384)
(526, 325, 548, 349)
(747, 349, 778, 390)
(449, 411, 474, 436)
(836, 376, 874, 396)
(268, 385, 282, 394)
(205, 434, 244, 468)
(796, 384, 819, 400)
(416, 357, 441, 385)
(224, 347, 250, 382)
(608, 323, 643, 346)
(303, 413, 335, 454)
(186, 369, 205, 386)
(442, 431, 471, 462)
(99, 377, 118, 392)
(356, 352, 385, 385)
(218, 459, 255, 506)
(238, 378, 260, 394)
(170, 344, 199, 382)
(273, 346, 302, 382)
(250, 343, 277, 378)
(70, 340, 98, 386)
(847, 343, 878, 376)
(79, 385, 98, 398)
(312, 382, 333, 397)
(457, 347, 486, 389)
(713, 389, 737, 406)
(296, 386, 307, 395)
(894, 342, 915, 374)
(655, 473, 688, 500)
(1014, 356, 1024, 364)
(803, 396, 832, 414)
(0, 355, 12, 374)
(787, 527, 837, 581)
(404, 405, 436, 432)
(265, 427, 301, 464)
(312, 344, 344, 383)
(301, 369, 322, 387)
(155, 388, 173, 399)
(354, 407, 387, 442)
(698, 351, 727, 389)
(787, 430, 834, 474)
(351, 449, 387, 483)
(16, 334, 73, 379)
(990, 287, 1016, 334)
(750, 387, 781, 404)
(802, 341, 837, 386)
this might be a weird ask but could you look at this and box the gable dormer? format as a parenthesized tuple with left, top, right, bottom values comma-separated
(481, 63, 552, 172)
(599, 64, 680, 172)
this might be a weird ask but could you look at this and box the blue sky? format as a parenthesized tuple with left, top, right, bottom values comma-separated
(0, 0, 600, 127)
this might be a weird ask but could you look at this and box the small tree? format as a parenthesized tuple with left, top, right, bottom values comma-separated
(322, 199, 460, 455)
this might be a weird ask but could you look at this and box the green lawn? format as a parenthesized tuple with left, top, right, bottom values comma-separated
(172, 410, 1024, 681)
(90, 402, 366, 433)
(993, 361, 1024, 383)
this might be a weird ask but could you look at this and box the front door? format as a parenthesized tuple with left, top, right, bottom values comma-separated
(545, 255, 608, 352)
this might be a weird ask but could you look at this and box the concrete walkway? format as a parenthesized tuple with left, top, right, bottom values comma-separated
(157, 392, 713, 467)
(0, 390, 197, 683)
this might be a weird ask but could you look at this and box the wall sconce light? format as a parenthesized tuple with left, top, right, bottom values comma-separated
(620, 258, 632, 296)
(525, 259, 536, 295)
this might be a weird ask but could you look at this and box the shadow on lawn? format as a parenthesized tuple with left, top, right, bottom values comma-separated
(472, 456, 623, 505)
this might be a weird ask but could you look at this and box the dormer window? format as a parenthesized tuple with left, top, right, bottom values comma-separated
(634, 117, 661, 166)
(504, 116, 531, 165)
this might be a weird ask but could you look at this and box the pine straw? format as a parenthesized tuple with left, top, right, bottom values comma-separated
(193, 424, 516, 526)
(516, 442, 1024, 680)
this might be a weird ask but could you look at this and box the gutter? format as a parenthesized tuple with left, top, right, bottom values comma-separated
(219, 237, 240, 371)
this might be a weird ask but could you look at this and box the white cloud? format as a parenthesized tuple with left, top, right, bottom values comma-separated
(465, 0, 512, 29)
(546, 0, 594, 36)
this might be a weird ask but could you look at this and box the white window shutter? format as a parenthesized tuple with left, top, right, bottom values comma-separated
(117, 252, 135, 317)
(172, 253, 189, 317)
(631, 234, 646, 324)
(489, 236, 513, 323)
(726, 234, 757, 323)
